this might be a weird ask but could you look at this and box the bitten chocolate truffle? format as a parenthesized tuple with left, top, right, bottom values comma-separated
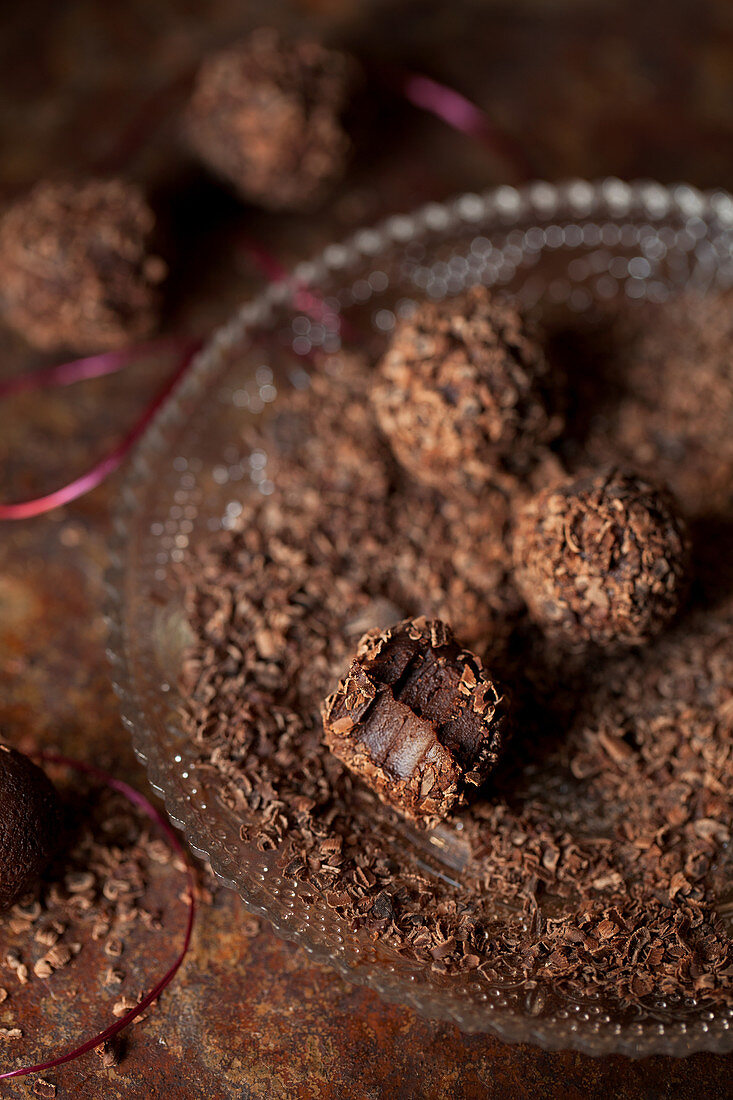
(322, 617, 511, 824)
(512, 469, 691, 649)
(371, 287, 562, 494)
(0, 179, 166, 352)
(0, 745, 62, 911)
(185, 28, 355, 211)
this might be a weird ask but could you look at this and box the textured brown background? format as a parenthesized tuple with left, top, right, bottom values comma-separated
(1, 1, 733, 1096)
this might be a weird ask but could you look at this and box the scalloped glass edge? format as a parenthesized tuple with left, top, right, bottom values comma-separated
(105, 179, 733, 1057)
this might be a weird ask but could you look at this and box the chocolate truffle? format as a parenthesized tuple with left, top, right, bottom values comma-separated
(185, 28, 355, 211)
(371, 287, 562, 495)
(0, 179, 166, 352)
(322, 617, 511, 823)
(512, 469, 691, 649)
(0, 745, 62, 910)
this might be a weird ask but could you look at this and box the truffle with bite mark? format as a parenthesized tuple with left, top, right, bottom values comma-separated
(185, 27, 355, 211)
(0, 744, 62, 911)
(322, 617, 511, 824)
(0, 178, 166, 352)
(371, 287, 562, 495)
(512, 469, 691, 649)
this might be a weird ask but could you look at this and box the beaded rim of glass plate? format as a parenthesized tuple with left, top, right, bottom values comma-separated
(106, 179, 733, 1056)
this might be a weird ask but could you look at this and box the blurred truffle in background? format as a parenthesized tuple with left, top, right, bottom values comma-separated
(0, 178, 166, 353)
(372, 287, 563, 497)
(512, 469, 691, 650)
(184, 27, 357, 212)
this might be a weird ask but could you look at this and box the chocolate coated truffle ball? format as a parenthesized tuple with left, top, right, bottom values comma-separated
(185, 28, 355, 211)
(371, 287, 562, 495)
(512, 470, 691, 648)
(322, 617, 511, 824)
(0, 179, 166, 352)
(0, 745, 62, 910)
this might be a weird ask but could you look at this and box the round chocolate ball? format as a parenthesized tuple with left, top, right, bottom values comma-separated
(0, 745, 62, 910)
(0, 178, 166, 352)
(185, 28, 355, 211)
(512, 470, 691, 648)
(371, 287, 562, 495)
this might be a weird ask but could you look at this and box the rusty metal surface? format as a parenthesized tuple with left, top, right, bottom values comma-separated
(1, 1, 732, 1095)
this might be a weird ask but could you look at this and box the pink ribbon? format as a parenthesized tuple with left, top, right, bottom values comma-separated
(398, 70, 532, 183)
(0, 339, 202, 520)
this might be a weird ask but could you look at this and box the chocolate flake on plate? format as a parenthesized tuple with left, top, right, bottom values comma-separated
(176, 293, 733, 1018)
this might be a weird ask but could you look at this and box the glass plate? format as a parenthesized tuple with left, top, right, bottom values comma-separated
(106, 180, 733, 1055)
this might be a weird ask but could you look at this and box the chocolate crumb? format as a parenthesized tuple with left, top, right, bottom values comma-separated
(241, 914, 262, 939)
(112, 995, 140, 1017)
(32, 957, 53, 979)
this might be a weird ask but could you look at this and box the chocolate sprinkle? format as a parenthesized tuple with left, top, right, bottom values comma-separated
(176, 293, 733, 1019)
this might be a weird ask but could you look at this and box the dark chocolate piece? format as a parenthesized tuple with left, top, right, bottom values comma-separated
(0, 745, 61, 911)
(185, 27, 355, 211)
(513, 468, 691, 648)
(371, 287, 562, 495)
(322, 617, 511, 823)
(0, 178, 165, 352)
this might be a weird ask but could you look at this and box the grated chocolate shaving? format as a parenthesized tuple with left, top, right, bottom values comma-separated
(176, 295, 733, 1020)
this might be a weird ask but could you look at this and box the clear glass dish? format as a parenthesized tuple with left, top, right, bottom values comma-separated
(106, 180, 733, 1056)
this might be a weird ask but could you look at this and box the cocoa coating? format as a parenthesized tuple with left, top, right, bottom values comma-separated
(371, 287, 562, 495)
(512, 469, 691, 648)
(0, 178, 166, 352)
(0, 745, 62, 910)
(185, 27, 354, 211)
(322, 617, 511, 824)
